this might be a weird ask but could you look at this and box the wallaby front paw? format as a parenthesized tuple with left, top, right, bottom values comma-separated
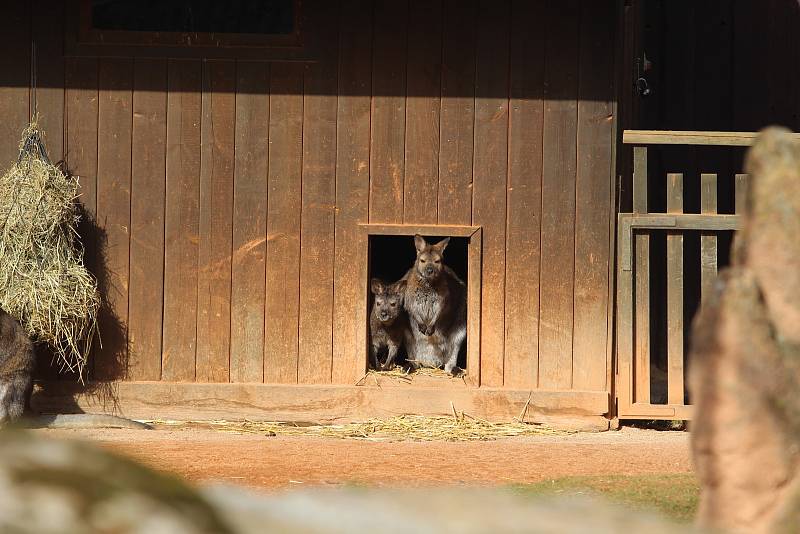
(445, 365, 464, 377)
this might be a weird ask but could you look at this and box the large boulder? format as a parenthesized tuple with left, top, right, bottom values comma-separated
(0, 429, 692, 534)
(690, 127, 800, 533)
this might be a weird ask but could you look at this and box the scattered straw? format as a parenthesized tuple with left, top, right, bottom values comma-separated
(358, 365, 465, 386)
(0, 120, 99, 377)
(146, 416, 569, 442)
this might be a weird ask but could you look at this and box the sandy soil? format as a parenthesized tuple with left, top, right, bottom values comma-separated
(32, 426, 692, 490)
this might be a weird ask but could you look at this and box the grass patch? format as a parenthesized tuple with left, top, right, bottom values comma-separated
(510, 474, 698, 523)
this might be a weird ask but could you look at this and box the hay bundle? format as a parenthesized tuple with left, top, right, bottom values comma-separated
(0, 121, 99, 377)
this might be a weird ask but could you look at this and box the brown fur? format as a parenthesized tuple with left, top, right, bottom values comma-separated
(403, 235, 466, 375)
(369, 278, 407, 370)
(0, 309, 35, 424)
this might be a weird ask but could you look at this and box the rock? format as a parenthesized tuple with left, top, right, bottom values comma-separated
(0, 429, 693, 534)
(689, 127, 800, 533)
(0, 430, 234, 534)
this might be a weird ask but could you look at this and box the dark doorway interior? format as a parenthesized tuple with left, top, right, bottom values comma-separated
(367, 234, 468, 371)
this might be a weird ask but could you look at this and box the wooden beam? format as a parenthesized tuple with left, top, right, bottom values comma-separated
(735, 173, 749, 215)
(666, 173, 684, 406)
(700, 173, 718, 306)
(619, 214, 741, 272)
(358, 224, 480, 238)
(32, 381, 610, 423)
(632, 146, 648, 403)
(624, 129, 800, 147)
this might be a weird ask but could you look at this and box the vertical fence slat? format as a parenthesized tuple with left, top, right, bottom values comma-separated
(735, 173, 748, 214)
(666, 173, 684, 405)
(700, 173, 718, 305)
(633, 146, 649, 403)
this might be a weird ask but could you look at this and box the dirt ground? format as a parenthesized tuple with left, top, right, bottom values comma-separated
(33, 426, 692, 490)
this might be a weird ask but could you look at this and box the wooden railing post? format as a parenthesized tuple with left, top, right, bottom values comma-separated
(700, 173, 718, 305)
(632, 146, 649, 403)
(666, 173, 684, 406)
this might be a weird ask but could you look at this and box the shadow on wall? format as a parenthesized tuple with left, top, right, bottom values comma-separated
(32, 164, 128, 415)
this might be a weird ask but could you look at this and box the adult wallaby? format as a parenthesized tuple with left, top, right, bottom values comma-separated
(403, 235, 467, 375)
(369, 278, 408, 371)
(0, 308, 34, 424)
(0, 307, 149, 429)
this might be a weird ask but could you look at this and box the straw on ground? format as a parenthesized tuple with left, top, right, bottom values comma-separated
(146, 416, 570, 442)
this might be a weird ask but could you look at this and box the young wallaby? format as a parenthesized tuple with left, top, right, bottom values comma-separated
(403, 235, 467, 375)
(0, 308, 35, 424)
(369, 278, 408, 370)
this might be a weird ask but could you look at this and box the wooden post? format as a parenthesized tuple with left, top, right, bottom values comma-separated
(735, 173, 749, 214)
(700, 173, 718, 306)
(633, 146, 649, 403)
(667, 173, 684, 405)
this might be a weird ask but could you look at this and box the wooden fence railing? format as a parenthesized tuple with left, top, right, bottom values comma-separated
(616, 130, 751, 420)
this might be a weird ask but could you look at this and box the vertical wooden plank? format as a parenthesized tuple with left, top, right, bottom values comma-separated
(732, 0, 767, 132)
(162, 59, 202, 382)
(667, 173, 684, 405)
(503, 0, 545, 389)
(437, 0, 475, 226)
(700, 173, 718, 306)
(403, 0, 441, 225)
(573, 0, 616, 393)
(196, 60, 235, 383)
(332, 0, 373, 384)
(298, 0, 339, 384)
(734, 173, 748, 215)
(368, 0, 407, 224)
(632, 146, 650, 403)
(616, 237, 635, 413)
(65, 58, 98, 379)
(128, 58, 167, 381)
(0, 1, 29, 168)
(65, 57, 99, 265)
(538, 0, 580, 390)
(472, 0, 510, 388)
(466, 229, 482, 385)
(32, 0, 64, 163)
(30, 3, 65, 381)
(264, 62, 304, 384)
(230, 62, 269, 383)
(767, 0, 798, 127)
(95, 59, 133, 381)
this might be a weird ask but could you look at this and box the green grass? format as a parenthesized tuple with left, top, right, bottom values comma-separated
(509, 474, 699, 523)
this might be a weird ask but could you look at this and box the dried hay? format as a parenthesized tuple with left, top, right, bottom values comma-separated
(148, 415, 569, 442)
(0, 120, 99, 377)
(358, 365, 464, 385)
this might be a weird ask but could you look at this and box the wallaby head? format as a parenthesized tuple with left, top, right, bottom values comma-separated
(370, 278, 407, 324)
(413, 235, 450, 281)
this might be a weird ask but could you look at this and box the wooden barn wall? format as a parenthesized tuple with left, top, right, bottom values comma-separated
(627, 0, 800, 374)
(633, 0, 800, 213)
(0, 0, 616, 392)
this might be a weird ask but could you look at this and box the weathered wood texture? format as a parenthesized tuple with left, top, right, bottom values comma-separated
(9, 1, 618, 396)
(32, 381, 610, 423)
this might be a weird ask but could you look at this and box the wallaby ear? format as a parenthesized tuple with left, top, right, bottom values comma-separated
(370, 278, 384, 295)
(414, 234, 427, 253)
(434, 237, 450, 252)
(393, 278, 407, 293)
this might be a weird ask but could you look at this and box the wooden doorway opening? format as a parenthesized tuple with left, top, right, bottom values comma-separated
(357, 224, 482, 386)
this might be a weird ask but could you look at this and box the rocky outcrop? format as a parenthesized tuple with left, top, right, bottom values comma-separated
(690, 127, 800, 533)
